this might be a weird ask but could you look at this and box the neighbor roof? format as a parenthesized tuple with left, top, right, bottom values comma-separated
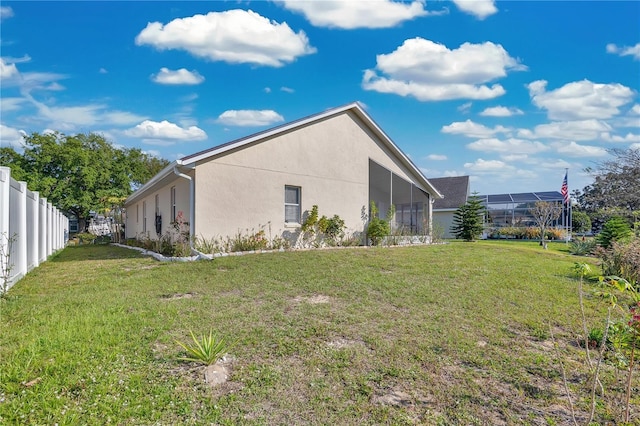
(429, 176, 470, 210)
(126, 102, 443, 205)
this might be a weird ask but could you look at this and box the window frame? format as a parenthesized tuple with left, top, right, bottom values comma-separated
(142, 201, 147, 233)
(170, 186, 176, 222)
(284, 185, 301, 224)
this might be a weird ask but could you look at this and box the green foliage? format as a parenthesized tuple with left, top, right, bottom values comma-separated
(579, 148, 640, 213)
(597, 217, 633, 249)
(0, 132, 169, 229)
(366, 202, 390, 246)
(595, 237, 640, 284)
(301, 205, 347, 246)
(229, 229, 269, 252)
(450, 193, 485, 242)
(569, 239, 597, 256)
(176, 330, 232, 366)
(572, 210, 592, 234)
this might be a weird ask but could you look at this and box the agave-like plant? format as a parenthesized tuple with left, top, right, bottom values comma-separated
(176, 330, 231, 365)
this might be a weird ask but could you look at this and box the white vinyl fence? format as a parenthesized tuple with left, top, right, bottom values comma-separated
(1, 166, 68, 293)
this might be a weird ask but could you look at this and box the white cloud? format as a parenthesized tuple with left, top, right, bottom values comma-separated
(0, 6, 13, 21)
(264, 87, 272, 93)
(552, 141, 608, 157)
(99, 68, 108, 74)
(527, 79, 635, 120)
(362, 38, 524, 101)
(452, 0, 497, 19)
(479, 105, 523, 117)
(518, 119, 612, 141)
(464, 158, 514, 173)
(467, 138, 549, 154)
(279, 0, 434, 29)
(606, 42, 640, 60)
(600, 132, 640, 143)
(631, 143, 640, 150)
(427, 154, 447, 161)
(0, 58, 19, 79)
(22, 91, 148, 130)
(457, 102, 472, 113)
(0, 124, 25, 148)
(135, 9, 316, 67)
(216, 110, 285, 127)
(441, 119, 511, 138)
(151, 68, 204, 85)
(280, 86, 294, 93)
(124, 120, 207, 142)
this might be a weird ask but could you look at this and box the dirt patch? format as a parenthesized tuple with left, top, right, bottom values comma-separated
(160, 292, 197, 300)
(326, 338, 366, 349)
(122, 264, 159, 272)
(292, 294, 331, 304)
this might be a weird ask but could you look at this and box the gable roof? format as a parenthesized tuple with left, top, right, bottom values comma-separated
(126, 102, 442, 205)
(429, 176, 470, 210)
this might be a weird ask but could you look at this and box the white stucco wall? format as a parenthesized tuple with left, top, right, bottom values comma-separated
(193, 111, 425, 241)
(125, 176, 191, 239)
(433, 210, 457, 239)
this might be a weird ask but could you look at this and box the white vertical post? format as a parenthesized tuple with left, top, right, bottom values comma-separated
(46, 202, 52, 257)
(39, 197, 47, 262)
(0, 167, 11, 287)
(27, 191, 40, 269)
(15, 181, 28, 282)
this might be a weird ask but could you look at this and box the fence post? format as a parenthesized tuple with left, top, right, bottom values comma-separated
(11, 180, 28, 283)
(27, 190, 39, 270)
(39, 197, 47, 263)
(0, 167, 10, 286)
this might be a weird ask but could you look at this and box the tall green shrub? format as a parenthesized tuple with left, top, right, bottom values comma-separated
(597, 217, 633, 248)
(367, 202, 391, 246)
(450, 194, 485, 242)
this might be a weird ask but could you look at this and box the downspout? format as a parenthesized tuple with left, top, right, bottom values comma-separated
(173, 165, 195, 248)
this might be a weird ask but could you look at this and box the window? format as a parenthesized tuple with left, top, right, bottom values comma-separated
(155, 194, 160, 215)
(170, 186, 176, 222)
(284, 186, 301, 223)
(136, 204, 139, 223)
(142, 201, 147, 233)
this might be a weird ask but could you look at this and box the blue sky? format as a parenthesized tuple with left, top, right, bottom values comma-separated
(1, 1, 639, 196)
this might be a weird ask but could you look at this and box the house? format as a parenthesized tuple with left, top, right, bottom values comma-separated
(124, 102, 443, 246)
(429, 176, 470, 239)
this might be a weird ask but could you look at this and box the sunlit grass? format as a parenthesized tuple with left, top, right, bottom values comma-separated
(1, 242, 629, 425)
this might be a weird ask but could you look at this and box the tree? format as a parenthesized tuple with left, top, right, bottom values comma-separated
(531, 201, 562, 249)
(0, 132, 169, 231)
(596, 217, 633, 249)
(450, 193, 485, 242)
(579, 148, 640, 214)
(572, 210, 592, 234)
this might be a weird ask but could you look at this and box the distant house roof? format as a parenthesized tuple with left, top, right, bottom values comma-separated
(429, 176, 470, 210)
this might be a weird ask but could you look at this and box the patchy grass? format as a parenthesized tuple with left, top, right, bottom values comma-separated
(0, 242, 635, 425)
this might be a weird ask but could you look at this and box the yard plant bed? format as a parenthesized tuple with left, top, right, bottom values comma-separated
(0, 242, 635, 425)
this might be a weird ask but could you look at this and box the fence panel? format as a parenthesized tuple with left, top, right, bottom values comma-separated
(0, 166, 68, 293)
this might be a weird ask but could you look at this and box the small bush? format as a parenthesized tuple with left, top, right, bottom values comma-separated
(176, 330, 232, 366)
(595, 237, 640, 284)
(597, 217, 633, 249)
(569, 239, 597, 256)
(229, 229, 269, 252)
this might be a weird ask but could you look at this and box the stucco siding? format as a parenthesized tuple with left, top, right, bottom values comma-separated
(125, 177, 190, 239)
(194, 111, 420, 240)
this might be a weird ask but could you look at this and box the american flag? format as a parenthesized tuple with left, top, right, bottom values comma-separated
(561, 171, 569, 204)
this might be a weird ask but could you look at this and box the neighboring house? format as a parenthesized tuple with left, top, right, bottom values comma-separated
(429, 176, 470, 239)
(124, 103, 443, 245)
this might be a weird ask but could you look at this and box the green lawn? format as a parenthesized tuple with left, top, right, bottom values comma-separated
(0, 241, 635, 425)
